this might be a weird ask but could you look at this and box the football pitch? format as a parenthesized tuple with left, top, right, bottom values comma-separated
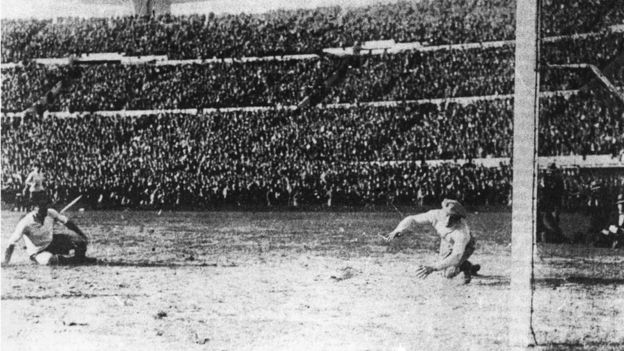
(1, 210, 622, 350)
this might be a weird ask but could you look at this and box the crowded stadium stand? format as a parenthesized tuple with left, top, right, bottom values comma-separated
(1, 0, 623, 210)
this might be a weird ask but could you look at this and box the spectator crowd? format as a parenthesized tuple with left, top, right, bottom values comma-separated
(59, 59, 333, 112)
(1, 0, 517, 62)
(3, 0, 622, 63)
(539, 91, 624, 157)
(1, 110, 512, 209)
(542, 32, 624, 69)
(3, 30, 622, 113)
(539, 167, 624, 212)
(1, 0, 622, 210)
(325, 46, 515, 103)
(540, 0, 623, 37)
(1, 63, 72, 112)
(2, 92, 622, 210)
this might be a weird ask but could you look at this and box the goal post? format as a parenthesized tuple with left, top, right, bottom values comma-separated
(510, 0, 539, 348)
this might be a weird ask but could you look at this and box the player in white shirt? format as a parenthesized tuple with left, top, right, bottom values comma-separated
(384, 199, 480, 283)
(3, 198, 94, 266)
(23, 165, 46, 209)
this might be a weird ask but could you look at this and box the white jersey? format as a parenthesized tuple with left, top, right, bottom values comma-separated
(393, 209, 472, 243)
(7, 209, 68, 256)
(25, 170, 45, 192)
(391, 209, 474, 270)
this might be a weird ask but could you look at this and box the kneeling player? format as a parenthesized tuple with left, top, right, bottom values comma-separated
(384, 199, 480, 283)
(3, 199, 95, 266)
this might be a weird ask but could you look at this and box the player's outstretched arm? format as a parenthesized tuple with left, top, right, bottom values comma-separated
(48, 209, 88, 242)
(3, 221, 26, 265)
(386, 211, 436, 240)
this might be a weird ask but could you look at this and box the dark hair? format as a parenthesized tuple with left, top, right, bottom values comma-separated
(447, 214, 463, 227)
(34, 205, 48, 224)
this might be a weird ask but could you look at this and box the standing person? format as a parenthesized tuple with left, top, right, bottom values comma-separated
(536, 164, 567, 243)
(543, 163, 564, 224)
(593, 193, 624, 248)
(586, 179, 609, 239)
(23, 165, 46, 209)
(383, 199, 480, 284)
(3, 198, 95, 266)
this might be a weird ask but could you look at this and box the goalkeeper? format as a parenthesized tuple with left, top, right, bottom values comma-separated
(383, 199, 480, 283)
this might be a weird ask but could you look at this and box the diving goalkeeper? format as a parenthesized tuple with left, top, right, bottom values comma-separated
(383, 199, 480, 283)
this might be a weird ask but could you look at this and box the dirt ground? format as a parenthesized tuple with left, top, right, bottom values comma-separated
(1, 210, 622, 350)
(533, 244, 624, 350)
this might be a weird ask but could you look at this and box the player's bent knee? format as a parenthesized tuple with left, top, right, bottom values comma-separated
(33, 252, 58, 265)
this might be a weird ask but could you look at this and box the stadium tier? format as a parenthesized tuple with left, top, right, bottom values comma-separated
(1, 0, 516, 62)
(324, 45, 515, 103)
(541, 32, 624, 67)
(539, 91, 624, 156)
(2, 0, 623, 63)
(3, 31, 623, 112)
(0, 109, 512, 209)
(326, 34, 623, 103)
(1, 92, 622, 209)
(540, 0, 624, 37)
(2, 59, 337, 112)
(1, 63, 72, 112)
(1, 0, 622, 210)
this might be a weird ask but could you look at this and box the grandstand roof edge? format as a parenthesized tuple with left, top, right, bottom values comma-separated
(1, 30, 615, 67)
